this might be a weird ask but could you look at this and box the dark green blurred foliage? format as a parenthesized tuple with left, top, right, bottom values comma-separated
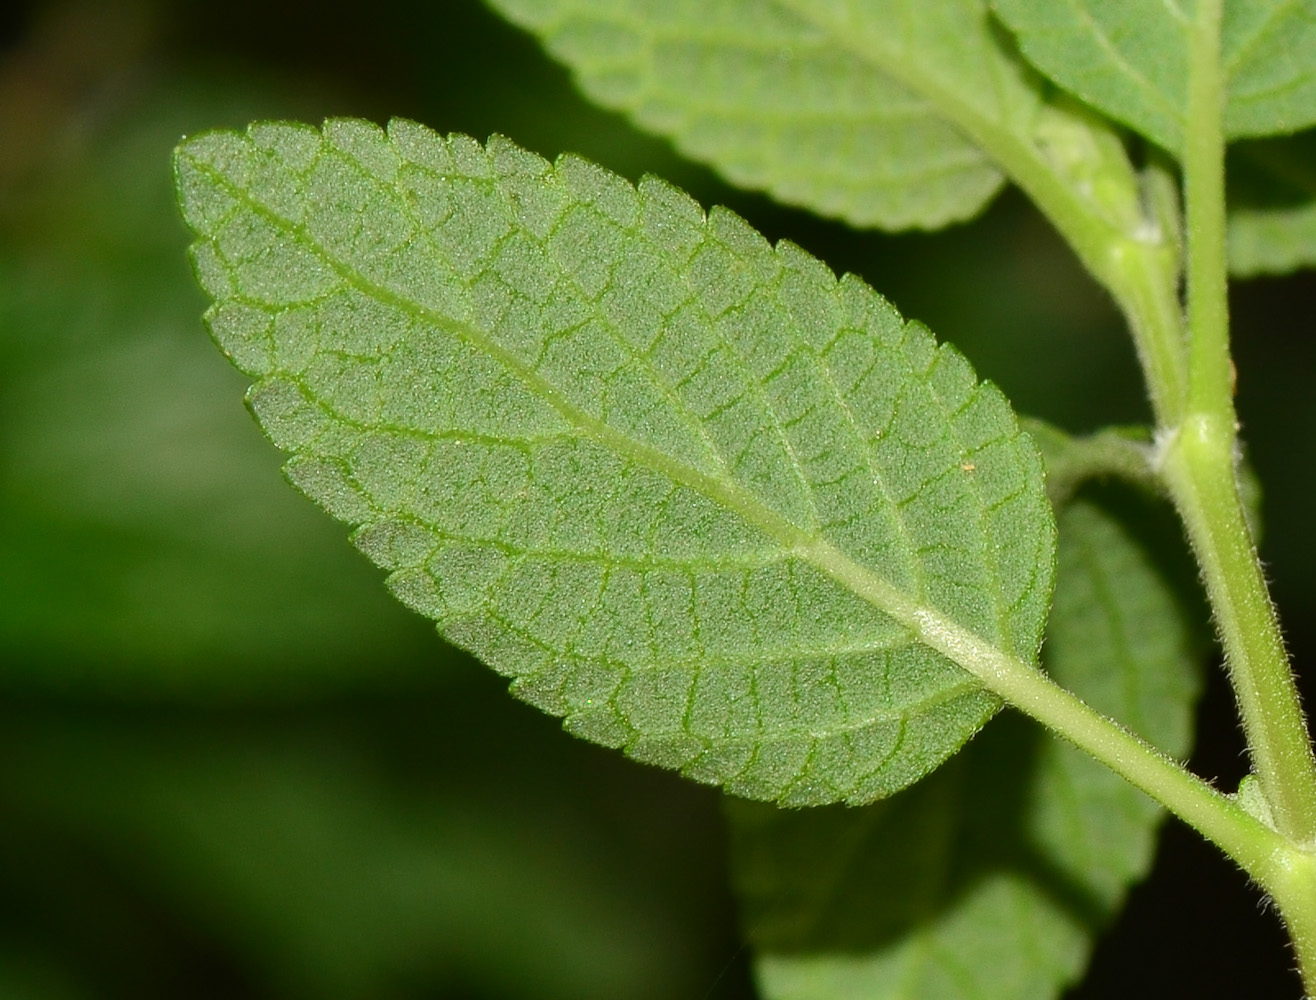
(0, 4, 745, 996)
(2, 1, 1314, 998)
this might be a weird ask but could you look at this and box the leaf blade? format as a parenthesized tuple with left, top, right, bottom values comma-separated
(175, 119, 1055, 805)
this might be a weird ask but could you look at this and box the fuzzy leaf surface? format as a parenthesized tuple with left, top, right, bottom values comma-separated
(1228, 129, 1316, 275)
(174, 119, 1054, 805)
(731, 489, 1201, 999)
(484, 0, 1150, 237)
(993, 0, 1316, 154)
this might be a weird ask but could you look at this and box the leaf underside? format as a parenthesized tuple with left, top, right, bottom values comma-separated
(992, 0, 1316, 155)
(174, 118, 1054, 806)
(731, 488, 1201, 1000)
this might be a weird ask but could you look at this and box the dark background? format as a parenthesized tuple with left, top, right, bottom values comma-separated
(1, 1, 1313, 997)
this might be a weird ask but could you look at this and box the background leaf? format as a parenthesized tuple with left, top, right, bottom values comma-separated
(1227, 129, 1316, 276)
(730, 484, 1202, 1000)
(992, 0, 1316, 155)
(0, 674, 740, 1000)
(484, 0, 1005, 229)
(484, 0, 1149, 239)
(175, 119, 1056, 805)
(0, 84, 439, 696)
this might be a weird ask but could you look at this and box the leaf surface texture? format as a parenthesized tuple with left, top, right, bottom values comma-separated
(993, 0, 1316, 154)
(731, 488, 1202, 999)
(175, 119, 1054, 805)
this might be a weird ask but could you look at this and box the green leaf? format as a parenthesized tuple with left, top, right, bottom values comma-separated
(992, 0, 1316, 155)
(483, 0, 1148, 237)
(730, 488, 1202, 999)
(1227, 129, 1316, 275)
(174, 119, 1055, 805)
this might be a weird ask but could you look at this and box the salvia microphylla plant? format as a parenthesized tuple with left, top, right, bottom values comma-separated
(173, 0, 1316, 996)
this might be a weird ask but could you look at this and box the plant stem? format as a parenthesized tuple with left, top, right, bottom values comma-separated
(1269, 853, 1316, 999)
(892, 595, 1295, 884)
(1105, 244, 1187, 428)
(1019, 419, 1161, 509)
(921, 600, 1316, 998)
(1160, 0, 1316, 846)
(806, 537, 1289, 883)
(1160, 429, 1316, 842)
(1183, 0, 1231, 420)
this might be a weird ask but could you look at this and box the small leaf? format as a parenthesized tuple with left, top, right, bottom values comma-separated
(484, 0, 1146, 236)
(1228, 130, 1316, 275)
(992, 0, 1316, 154)
(730, 488, 1202, 1000)
(175, 119, 1055, 805)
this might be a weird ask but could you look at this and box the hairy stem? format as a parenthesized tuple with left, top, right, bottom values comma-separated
(1184, 0, 1231, 418)
(888, 592, 1294, 886)
(1162, 0, 1316, 846)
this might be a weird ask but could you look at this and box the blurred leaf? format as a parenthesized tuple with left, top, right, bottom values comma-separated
(1227, 129, 1316, 276)
(0, 79, 437, 696)
(993, 0, 1316, 155)
(0, 680, 732, 1000)
(485, 0, 1149, 239)
(730, 489, 1201, 999)
(484, 0, 1004, 229)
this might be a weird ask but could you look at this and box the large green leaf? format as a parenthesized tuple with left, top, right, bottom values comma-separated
(1227, 129, 1316, 275)
(483, 0, 1148, 236)
(174, 119, 1055, 805)
(730, 488, 1201, 999)
(992, 0, 1316, 155)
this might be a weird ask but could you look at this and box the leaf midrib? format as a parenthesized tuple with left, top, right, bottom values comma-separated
(187, 152, 1037, 699)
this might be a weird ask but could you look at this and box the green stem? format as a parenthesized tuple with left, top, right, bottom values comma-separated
(803, 535, 1285, 881)
(889, 593, 1294, 887)
(1160, 426, 1316, 843)
(784, 0, 1316, 962)
(1183, 0, 1232, 417)
(1105, 242, 1187, 428)
(1020, 419, 1161, 509)
(1161, 0, 1316, 846)
(902, 83, 1190, 429)
(1184, 0, 1231, 418)
(908, 591, 1316, 992)
(1264, 849, 1316, 997)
